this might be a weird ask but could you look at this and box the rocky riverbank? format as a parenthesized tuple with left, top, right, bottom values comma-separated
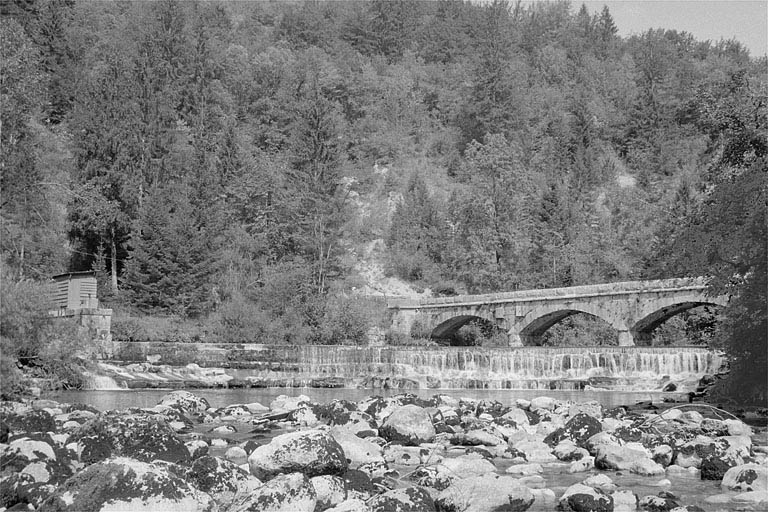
(1, 391, 767, 511)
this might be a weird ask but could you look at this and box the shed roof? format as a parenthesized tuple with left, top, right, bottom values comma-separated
(51, 270, 96, 280)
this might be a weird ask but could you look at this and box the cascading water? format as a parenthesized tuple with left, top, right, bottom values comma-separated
(242, 345, 723, 391)
(83, 371, 125, 390)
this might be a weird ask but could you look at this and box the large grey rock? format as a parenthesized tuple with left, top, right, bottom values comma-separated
(229, 472, 316, 512)
(311, 475, 347, 510)
(330, 427, 384, 469)
(186, 455, 262, 507)
(382, 445, 430, 466)
(369, 486, 435, 512)
(38, 457, 215, 512)
(158, 391, 210, 418)
(721, 464, 768, 492)
(436, 474, 534, 512)
(558, 483, 613, 512)
(452, 428, 505, 446)
(436, 453, 497, 481)
(69, 411, 189, 464)
(585, 432, 622, 456)
(248, 429, 347, 480)
(379, 405, 435, 446)
(594, 444, 651, 471)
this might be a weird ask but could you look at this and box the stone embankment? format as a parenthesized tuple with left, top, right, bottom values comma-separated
(1, 391, 767, 511)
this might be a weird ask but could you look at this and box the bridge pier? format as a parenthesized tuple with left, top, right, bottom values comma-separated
(617, 330, 634, 347)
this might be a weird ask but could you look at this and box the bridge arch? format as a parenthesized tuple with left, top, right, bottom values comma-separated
(631, 298, 727, 344)
(430, 314, 497, 340)
(513, 303, 626, 346)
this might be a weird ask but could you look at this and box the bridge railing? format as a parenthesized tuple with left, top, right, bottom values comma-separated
(387, 277, 709, 309)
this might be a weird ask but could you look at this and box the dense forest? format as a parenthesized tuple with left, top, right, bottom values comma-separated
(1, 1, 765, 398)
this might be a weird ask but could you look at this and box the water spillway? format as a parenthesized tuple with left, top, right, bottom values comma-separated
(278, 345, 722, 391)
(105, 342, 723, 392)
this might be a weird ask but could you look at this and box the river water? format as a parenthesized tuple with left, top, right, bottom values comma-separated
(56, 387, 683, 412)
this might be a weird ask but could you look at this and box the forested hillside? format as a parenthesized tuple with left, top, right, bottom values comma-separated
(1, 0, 765, 379)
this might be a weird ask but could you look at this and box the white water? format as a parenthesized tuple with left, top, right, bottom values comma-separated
(83, 372, 125, 391)
(86, 345, 722, 392)
(245, 346, 722, 391)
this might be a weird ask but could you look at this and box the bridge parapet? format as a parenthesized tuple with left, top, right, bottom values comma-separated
(388, 278, 709, 310)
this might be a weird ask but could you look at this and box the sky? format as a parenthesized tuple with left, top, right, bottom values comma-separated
(581, 1, 768, 57)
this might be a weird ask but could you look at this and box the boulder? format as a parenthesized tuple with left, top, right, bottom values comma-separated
(1, 437, 74, 486)
(724, 418, 753, 437)
(37, 457, 214, 512)
(186, 456, 262, 506)
(651, 445, 673, 467)
(530, 397, 558, 411)
(545, 413, 602, 448)
(582, 474, 616, 493)
(568, 456, 595, 473)
(383, 445, 429, 466)
(369, 486, 435, 512)
(638, 494, 679, 511)
(436, 474, 534, 512)
(568, 401, 603, 420)
(248, 429, 347, 480)
(229, 472, 316, 512)
(629, 458, 665, 476)
(594, 444, 651, 471)
(435, 453, 497, 480)
(269, 394, 311, 412)
(553, 440, 590, 462)
(69, 412, 189, 464)
(500, 408, 530, 427)
(721, 463, 768, 492)
(186, 440, 209, 460)
(158, 391, 210, 418)
(325, 498, 371, 512)
(557, 483, 613, 512)
(611, 490, 638, 512)
(379, 405, 435, 446)
(330, 427, 385, 469)
(311, 475, 347, 510)
(0, 473, 41, 510)
(585, 432, 622, 455)
(452, 429, 505, 446)
(513, 439, 558, 462)
(3, 409, 56, 434)
(225, 446, 248, 465)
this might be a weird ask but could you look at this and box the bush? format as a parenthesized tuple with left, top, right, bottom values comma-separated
(0, 265, 96, 394)
(317, 295, 371, 345)
(111, 312, 213, 342)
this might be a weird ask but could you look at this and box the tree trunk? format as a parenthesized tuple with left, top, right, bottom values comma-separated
(111, 229, 118, 292)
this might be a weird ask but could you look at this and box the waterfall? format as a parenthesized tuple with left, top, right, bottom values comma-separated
(243, 345, 722, 392)
(83, 372, 125, 390)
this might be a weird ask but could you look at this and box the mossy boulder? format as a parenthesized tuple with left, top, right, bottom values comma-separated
(37, 457, 215, 512)
(69, 412, 189, 464)
(248, 429, 348, 480)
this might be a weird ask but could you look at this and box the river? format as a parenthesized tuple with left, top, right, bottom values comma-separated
(55, 387, 685, 411)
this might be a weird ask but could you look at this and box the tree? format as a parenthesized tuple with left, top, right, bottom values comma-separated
(0, 18, 66, 278)
(661, 70, 767, 403)
(286, 48, 348, 295)
(123, 183, 218, 317)
(447, 134, 536, 291)
(387, 173, 445, 281)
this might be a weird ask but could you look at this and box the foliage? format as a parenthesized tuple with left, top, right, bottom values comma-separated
(0, 263, 95, 395)
(1, 0, 765, 363)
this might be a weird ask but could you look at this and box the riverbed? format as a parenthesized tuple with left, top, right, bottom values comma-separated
(43, 388, 768, 511)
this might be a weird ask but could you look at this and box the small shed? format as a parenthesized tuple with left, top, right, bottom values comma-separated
(52, 271, 99, 310)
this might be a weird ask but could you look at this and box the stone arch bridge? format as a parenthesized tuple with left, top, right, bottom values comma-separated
(387, 278, 728, 346)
